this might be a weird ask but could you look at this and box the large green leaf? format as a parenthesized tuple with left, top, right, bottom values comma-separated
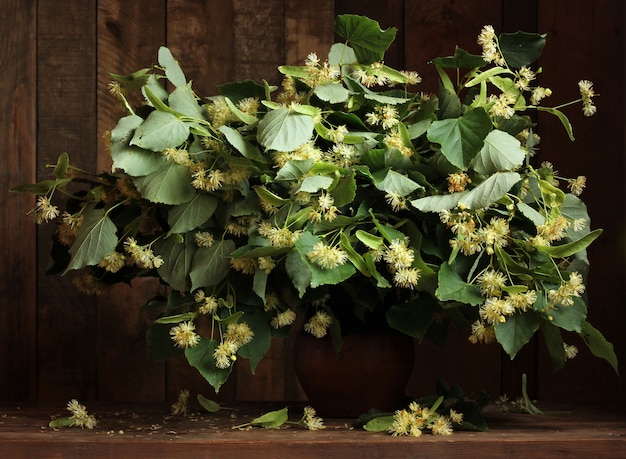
(549, 296, 587, 333)
(499, 31, 546, 68)
(189, 239, 236, 291)
(427, 108, 492, 169)
(435, 262, 483, 305)
(495, 312, 541, 358)
(130, 110, 190, 152)
(580, 321, 619, 374)
(169, 84, 203, 118)
(158, 46, 187, 88)
(133, 161, 195, 205)
(111, 115, 164, 176)
(334, 14, 397, 65)
(256, 107, 314, 152)
(66, 209, 118, 271)
(541, 322, 566, 370)
(297, 175, 334, 193)
(411, 191, 468, 213)
(470, 130, 526, 174)
(314, 82, 350, 103)
(431, 46, 487, 69)
(331, 171, 356, 206)
(167, 193, 218, 235)
(154, 234, 196, 292)
(236, 307, 272, 373)
(373, 169, 423, 197)
(458, 172, 521, 210)
(219, 125, 267, 163)
(185, 337, 233, 392)
(285, 251, 312, 298)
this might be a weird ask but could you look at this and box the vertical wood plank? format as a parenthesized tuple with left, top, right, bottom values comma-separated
(536, 0, 625, 401)
(0, 0, 37, 401)
(167, 0, 234, 98)
(37, 0, 98, 402)
(232, 0, 285, 85)
(403, 0, 501, 93)
(95, 0, 167, 403)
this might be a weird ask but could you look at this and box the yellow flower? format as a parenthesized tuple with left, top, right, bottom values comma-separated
(304, 310, 333, 338)
(169, 321, 201, 349)
(307, 242, 348, 270)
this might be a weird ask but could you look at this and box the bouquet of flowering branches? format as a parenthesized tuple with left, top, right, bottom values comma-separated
(16, 15, 617, 392)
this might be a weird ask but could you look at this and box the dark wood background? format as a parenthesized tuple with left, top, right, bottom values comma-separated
(1, 0, 624, 404)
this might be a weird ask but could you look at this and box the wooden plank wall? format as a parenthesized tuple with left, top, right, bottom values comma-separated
(1, 0, 624, 404)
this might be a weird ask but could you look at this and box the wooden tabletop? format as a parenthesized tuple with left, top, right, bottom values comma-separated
(1, 402, 625, 458)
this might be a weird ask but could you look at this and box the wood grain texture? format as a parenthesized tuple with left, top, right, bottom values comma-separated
(232, 0, 285, 85)
(1, 402, 625, 458)
(36, 0, 98, 402)
(402, 0, 501, 93)
(0, 0, 37, 401)
(535, 0, 625, 400)
(94, 0, 168, 403)
(285, 0, 335, 66)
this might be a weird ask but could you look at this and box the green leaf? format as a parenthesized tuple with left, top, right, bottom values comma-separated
(158, 46, 187, 87)
(363, 415, 395, 432)
(541, 322, 566, 370)
(435, 262, 483, 305)
(431, 46, 486, 69)
(328, 42, 357, 66)
(495, 312, 541, 358)
(314, 82, 350, 103)
(49, 417, 76, 428)
(580, 321, 619, 374)
(256, 107, 314, 151)
(427, 108, 492, 169)
(154, 312, 197, 324)
(110, 115, 163, 176)
(275, 159, 313, 181)
(66, 209, 118, 271)
(331, 171, 357, 207)
(189, 239, 236, 291)
(464, 66, 514, 88)
(517, 202, 545, 226)
(219, 126, 267, 163)
(133, 161, 195, 205)
(373, 169, 423, 197)
(411, 191, 468, 213)
(297, 175, 334, 193)
(458, 172, 521, 210)
(549, 296, 587, 332)
(535, 106, 574, 141)
(154, 234, 196, 292)
(197, 394, 221, 413)
(470, 130, 526, 174)
(185, 337, 233, 392)
(53, 152, 70, 179)
(249, 407, 289, 428)
(236, 308, 272, 373)
(535, 229, 602, 258)
(130, 111, 190, 151)
(253, 185, 289, 207)
(169, 84, 203, 118)
(285, 251, 312, 298)
(167, 193, 218, 235)
(355, 230, 384, 250)
(334, 14, 397, 65)
(499, 31, 546, 68)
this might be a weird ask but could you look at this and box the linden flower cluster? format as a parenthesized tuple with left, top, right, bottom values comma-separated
(213, 322, 254, 369)
(66, 399, 97, 429)
(477, 25, 596, 119)
(390, 401, 462, 437)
